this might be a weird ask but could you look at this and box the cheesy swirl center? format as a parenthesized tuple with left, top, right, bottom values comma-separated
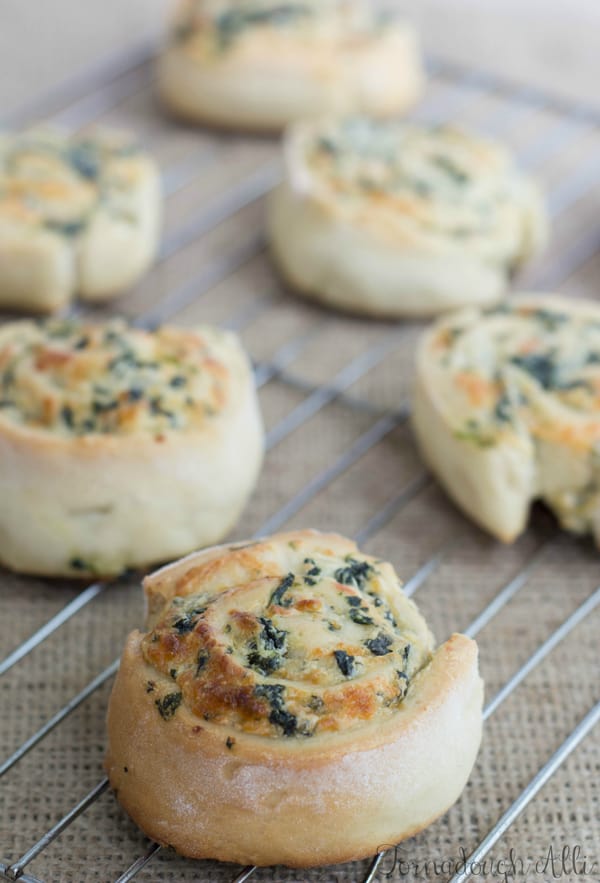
(0, 132, 144, 237)
(0, 319, 235, 437)
(434, 302, 600, 449)
(300, 118, 537, 253)
(172, 0, 380, 53)
(143, 552, 433, 739)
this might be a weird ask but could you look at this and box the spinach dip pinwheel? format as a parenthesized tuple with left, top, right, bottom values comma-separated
(0, 318, 263, 576)
(413, 295, 600, 544)
(268, 118, 547, 317)
(0, 130, 161, 312)
(158, 0, 423, 131)
(106, 530, 483, 867)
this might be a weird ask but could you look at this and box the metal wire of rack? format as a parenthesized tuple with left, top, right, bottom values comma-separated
(0, 39, 599, 883)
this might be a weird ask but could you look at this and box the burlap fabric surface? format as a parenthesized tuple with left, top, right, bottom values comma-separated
(0, 63, 599, 883)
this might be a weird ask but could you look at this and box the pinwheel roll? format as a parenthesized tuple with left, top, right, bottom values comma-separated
(157, 0, 423, 131)
(0, 130, 161, 312)
(0, 319, 263, 576)
(105, 530, 483, 867)
(413, 294, 600, 544)
(268, 118, 547, 317)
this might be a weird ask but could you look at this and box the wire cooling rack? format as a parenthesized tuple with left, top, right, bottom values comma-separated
(1, 39, 599, 883)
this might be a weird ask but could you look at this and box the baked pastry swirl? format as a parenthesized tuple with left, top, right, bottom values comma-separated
(157, 0, 423, 131)
(0, 318, 263, 576)
(105, 530, 483, 867)
(268, 118, 547, 317)
(0, 130, 160, 312)
(413, 294, 600, 544)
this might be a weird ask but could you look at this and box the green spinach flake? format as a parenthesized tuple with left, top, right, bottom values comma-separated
(333, 650, 356, 677)
(365, 632, 393, 656)
(67, 142, 101, 180)
(247, 617, 287, 676)
(269, 572, 294, 607)
(155, 691, 182, 721)
(334, 558, 374, 591)
(432, 154, 469, 185)
(172, 614, 198, 635)
(303, 558, 321, 586)
(255, 684, 297, 737)
(349, 607, 374, 626)
(510, 353, 557, 389)
(216, 5, 309, 49)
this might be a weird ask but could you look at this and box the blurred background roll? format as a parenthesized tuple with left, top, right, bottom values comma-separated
(1, 1, 599, 120)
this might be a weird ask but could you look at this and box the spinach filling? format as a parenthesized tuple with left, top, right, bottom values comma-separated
(68, 556, 93, 572)
(216, 5, 310, 49)
(172, 613, 198, 635)
(510, 351, 591, 392)
(303, 557, 321, 586)
(510, 353, 558, 390)
(67, 142, 102, 180)
(333, 649, 356, 677)
(44, 218, 87, 237)
(529, 308, 569, 332)
(455, 418, 496, 448)
(155, 691, 182, 720)
(246, 617, 288, 676)
(269, 572, 294, 607)
(255, 684, 297, 737)
(364, 632, 393, 656)
(348, 607, 374, 626)
(494, 391, 513, 423)
(334, 557, 374, 591)
(432, 154, 469, 185)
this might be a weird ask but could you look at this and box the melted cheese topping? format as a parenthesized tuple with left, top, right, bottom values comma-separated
(293, 118, 542, 256)
(172, 0, 385, 57)
(0, 319, 239, 437)
(143, 539, 433, 739)
(428, 298, 600, 531)
(0, 131, 147, 238)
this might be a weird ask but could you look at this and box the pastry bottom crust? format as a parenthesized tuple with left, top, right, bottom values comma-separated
(267, 182, 509, 318)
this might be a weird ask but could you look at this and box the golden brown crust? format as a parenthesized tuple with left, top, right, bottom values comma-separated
(141, 530, 434, 739)
(106, 530, 483, 866)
